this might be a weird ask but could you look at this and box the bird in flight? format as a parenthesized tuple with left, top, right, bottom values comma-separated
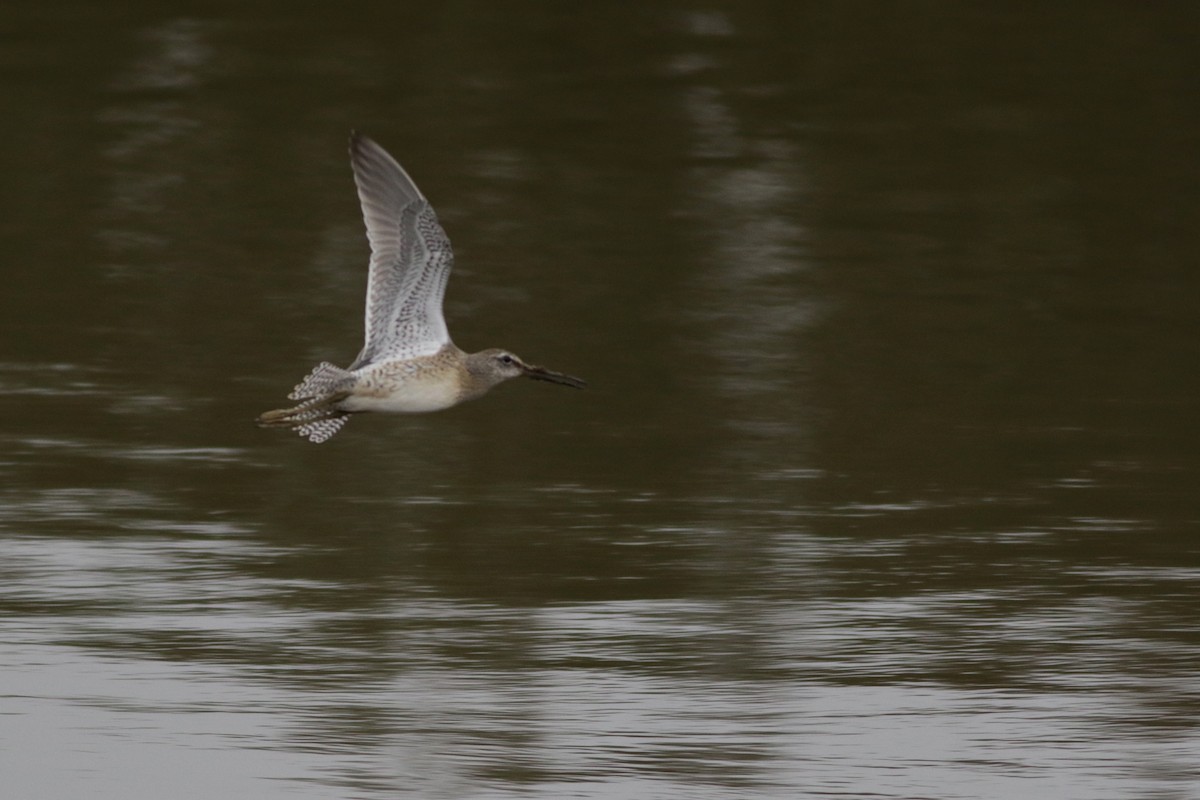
(258, 132, 585, 443)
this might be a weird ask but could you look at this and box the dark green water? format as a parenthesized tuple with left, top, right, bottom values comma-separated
(2, 3, 1199, 798)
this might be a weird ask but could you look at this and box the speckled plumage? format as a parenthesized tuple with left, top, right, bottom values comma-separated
(257, 132, 585, 443)
(348, 135, 452, 366)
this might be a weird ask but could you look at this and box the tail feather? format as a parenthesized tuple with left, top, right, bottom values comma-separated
(290, 362, 353, 401)
(297, 414, 350, 443)
(258, 362, 356, 443)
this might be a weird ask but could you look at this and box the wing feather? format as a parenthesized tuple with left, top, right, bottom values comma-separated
(347, 132, 454, 369)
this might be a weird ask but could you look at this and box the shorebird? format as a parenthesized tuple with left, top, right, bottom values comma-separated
(257, 132, 585, 443)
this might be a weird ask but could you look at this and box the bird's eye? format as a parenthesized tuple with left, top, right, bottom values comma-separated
(499, 354, 514, 365)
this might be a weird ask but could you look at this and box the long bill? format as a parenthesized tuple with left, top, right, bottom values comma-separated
(522, 364, 587, 389)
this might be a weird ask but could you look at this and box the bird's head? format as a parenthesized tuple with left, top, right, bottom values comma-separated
(468, 348, 587, 391)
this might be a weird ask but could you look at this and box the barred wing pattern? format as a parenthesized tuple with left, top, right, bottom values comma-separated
(348, 132, 454, 369)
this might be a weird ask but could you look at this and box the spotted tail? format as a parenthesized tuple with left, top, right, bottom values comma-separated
(257, 362, 355, 443)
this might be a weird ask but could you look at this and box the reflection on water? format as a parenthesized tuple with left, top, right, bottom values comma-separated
(98, 18, 222, 270)
(7, 506, 1199, 799)
(3, 1, 1200, 799)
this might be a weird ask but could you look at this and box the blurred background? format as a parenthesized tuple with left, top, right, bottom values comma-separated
(2, 2, 1199, 798)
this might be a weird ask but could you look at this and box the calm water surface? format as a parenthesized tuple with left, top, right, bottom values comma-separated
(2, 3, 1199, 799)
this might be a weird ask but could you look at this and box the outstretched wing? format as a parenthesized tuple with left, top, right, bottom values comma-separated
(347, 132, 454, 369)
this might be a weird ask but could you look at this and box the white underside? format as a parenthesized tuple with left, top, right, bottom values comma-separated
(339, 374, 461, 414)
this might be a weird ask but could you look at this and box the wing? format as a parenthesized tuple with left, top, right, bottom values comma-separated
(347, 132, 454, 369)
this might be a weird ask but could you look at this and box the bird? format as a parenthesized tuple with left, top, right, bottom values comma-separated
(257, 132, 585, 443)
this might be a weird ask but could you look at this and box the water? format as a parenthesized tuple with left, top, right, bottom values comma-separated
(2, 2, 1199, 798)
